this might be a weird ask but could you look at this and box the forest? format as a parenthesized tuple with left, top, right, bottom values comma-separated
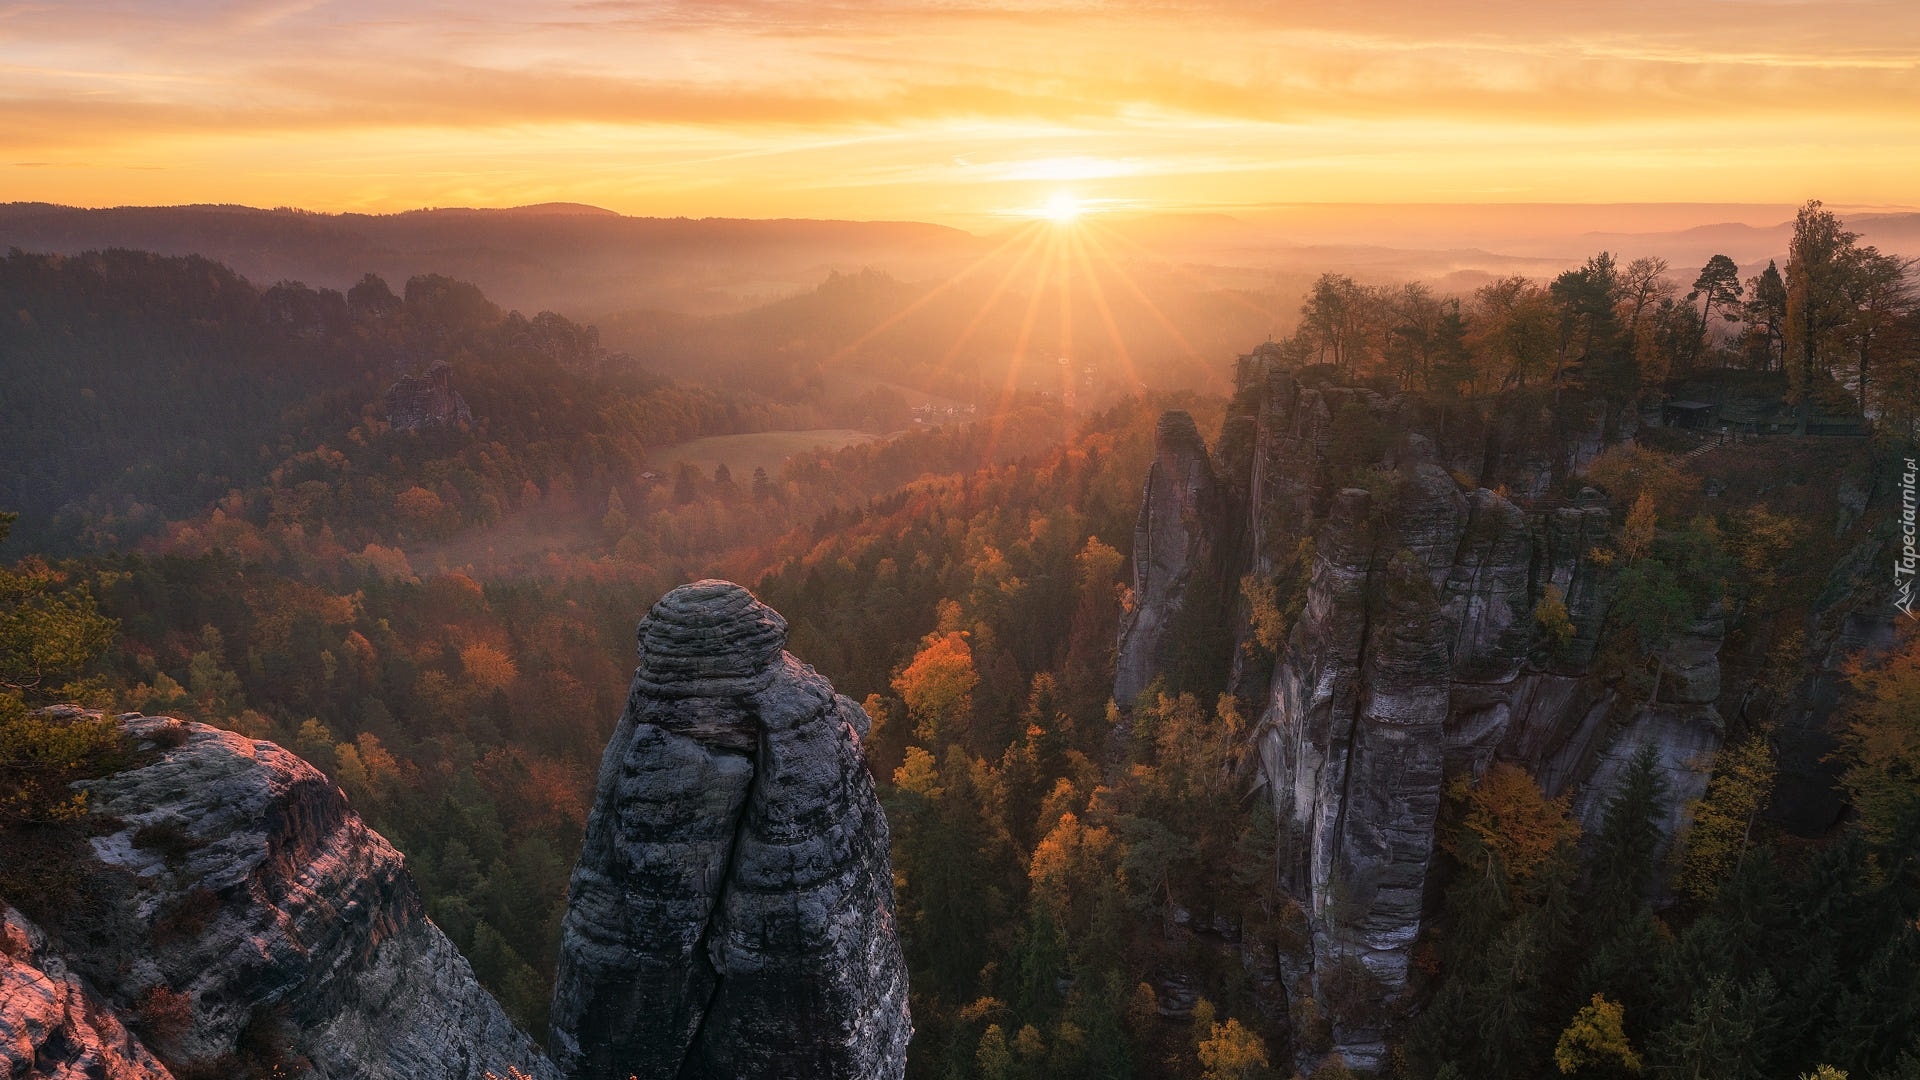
(3, 199, 1919, 1079)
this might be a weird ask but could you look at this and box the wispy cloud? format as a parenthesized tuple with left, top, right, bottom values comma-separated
(3, 0, 1917, 217)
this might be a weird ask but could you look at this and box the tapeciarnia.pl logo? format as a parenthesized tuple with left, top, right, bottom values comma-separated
(1899, 457, 1918, 620)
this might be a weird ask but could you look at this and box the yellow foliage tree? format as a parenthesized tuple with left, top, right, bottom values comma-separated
(893, 631, 977, 746)
(976, 1023, 1011, 1080)
(1028, 809, 1118, 931)
(1837, 629, 1920, 846)
(1445, 761, 1580, 899)
(460, 642, 519, 693)
(1553, 994, 1642, 1076)
(1195, 1017, 1270, 1080)
(1673, 733, 1776, 900)
(1535, 584, 1576, 655)
(1620, 492, 1658, 567)
(1585, 446, 1690, 517)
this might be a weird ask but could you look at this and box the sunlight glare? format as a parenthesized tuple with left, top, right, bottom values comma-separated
(1041, 191, 1083, 224)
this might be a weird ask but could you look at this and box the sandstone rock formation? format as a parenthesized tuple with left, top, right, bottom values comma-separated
(1114, 411, 1229, 707)
(385, 359, 473, 431)
(1119, 348, 1724, 1071)
(6, 710, 555, 1080)
(549, 580, 910, 1080)
(0, 904, 173, 1080)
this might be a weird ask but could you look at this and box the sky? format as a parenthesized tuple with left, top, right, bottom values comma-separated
(4, 0, 1918, 225)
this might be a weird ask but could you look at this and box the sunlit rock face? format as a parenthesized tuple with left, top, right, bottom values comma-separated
(1119, 346, 1726, 1072)
(0, 904, 174, 1080)
(549, 580, 910, 1080)
(4, 711, 554, 1080)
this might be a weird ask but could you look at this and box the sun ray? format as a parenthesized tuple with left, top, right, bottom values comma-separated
(825, 220, 1048, 366)
(1083, 216, 1280, 328)
(1076, 223, 1208, 368)
(1065, 226, 1144, 400)
(984, 226, 1067, 464)
(924, 221, 1054, 389)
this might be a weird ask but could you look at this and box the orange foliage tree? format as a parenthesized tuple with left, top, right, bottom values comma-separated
(893, 631, 978, 747)
(1445, 761, 1581, 899)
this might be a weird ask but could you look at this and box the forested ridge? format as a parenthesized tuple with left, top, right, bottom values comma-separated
(3, 202, 1920, 1080)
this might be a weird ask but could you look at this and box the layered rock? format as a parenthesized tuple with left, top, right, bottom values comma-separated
(549, 580, 910, 1080)
(385, 359, 473, 431)
(1115, 411, 1230, 707)
(6, 711, 553, 1080)
(0, 904, 172, 1080)
(1120, 348, 1728, 1071)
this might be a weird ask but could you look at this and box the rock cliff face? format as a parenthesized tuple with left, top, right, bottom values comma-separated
(3, 711, 554, 1080)
(385, 359, 473, 431)
(549, 580, 910, 1080)
(1120, 349, 1724, 1071)
(1115, 411, 1229, 707)
(1, 904, 173, 1080)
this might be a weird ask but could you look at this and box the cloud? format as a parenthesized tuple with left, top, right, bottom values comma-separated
(4, 0, 1918, 214)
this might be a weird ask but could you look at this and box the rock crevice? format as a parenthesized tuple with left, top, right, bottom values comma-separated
(1120, 348, 1723, 1072)
(550, 580, 909, 1080)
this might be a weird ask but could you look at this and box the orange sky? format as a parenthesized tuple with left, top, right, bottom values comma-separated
(4, 1, 1918, 225)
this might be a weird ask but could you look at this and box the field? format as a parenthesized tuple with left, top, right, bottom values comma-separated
(654, 429, 878, 479)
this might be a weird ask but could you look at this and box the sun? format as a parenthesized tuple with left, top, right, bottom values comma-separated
(1040, 191, 1083, 224)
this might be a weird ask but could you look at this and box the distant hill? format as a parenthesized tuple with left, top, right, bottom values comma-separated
(0, 202, 985, 320)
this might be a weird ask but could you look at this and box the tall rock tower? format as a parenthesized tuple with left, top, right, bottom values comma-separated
(549, 580, 911, 1080)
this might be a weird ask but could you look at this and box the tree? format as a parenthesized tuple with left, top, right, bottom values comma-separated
(893, 630, 978, 746)
(1837, 629, 1920, 853)
(460, 642, 519, 693)
(1837, 247, 1916, 415)
(1536, 584, 1576, 657)
(1553, 254, 1625, 378)
(1651, 973, 1777, 1080)
(1621, 256, 1675, 379)
(1620, 493, 1658, 567)
(1689, 255, 1745, 358)
(1383, 282, 1468, 392)
(977, 1024, 1013, 1080)
(1555, 994, 1643, 1076)
(0, 511, 123, 823)
(1299, 273, 1374, 373)
(0, 520, 117, 699)
(0, 695, 123, 823)
(1471, 275, 1560, 390)
(600, 487, 628, 539)
(1672, 734, 1776, 901)
(1195, 1017, 1270, 1080)
(672, 462, 700, 505)
(1585, 446, 1691, 517)
(1743, 261, 1787, 370)
(886, 746, 1009, 1004)
(1784, 201, 1861, 425)
(1445, 762, 1580, 901)
(1586, 745, 1668, 939)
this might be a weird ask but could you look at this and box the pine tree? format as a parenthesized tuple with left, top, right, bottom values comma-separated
(1586, 745, 1668, 940)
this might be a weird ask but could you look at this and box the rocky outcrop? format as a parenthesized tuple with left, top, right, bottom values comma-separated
(10, 710, 554, 1080)
(385, 359, 473, 431)
(1115, 411, 1230, 707)
(549, 580, 910, 1080)
(1, 904, 173, 1080)
(1122, 348, 1727, 1071)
